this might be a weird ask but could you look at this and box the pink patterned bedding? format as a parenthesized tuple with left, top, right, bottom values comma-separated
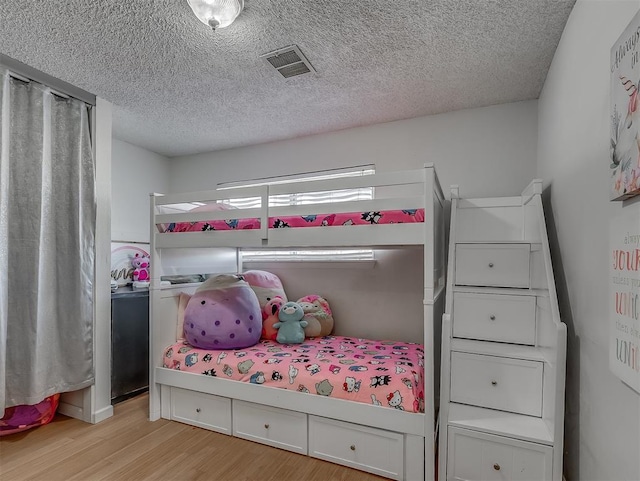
(161, 209, 424, 233)
(162, 335, 425, 412)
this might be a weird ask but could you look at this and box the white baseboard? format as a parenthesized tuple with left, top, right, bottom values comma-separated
(57, 402, 85, 420)
(58, 402, 114, 424)
(93, 405, 114, 424)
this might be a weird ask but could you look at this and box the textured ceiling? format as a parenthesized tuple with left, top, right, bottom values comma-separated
(0, 0, 575, 157)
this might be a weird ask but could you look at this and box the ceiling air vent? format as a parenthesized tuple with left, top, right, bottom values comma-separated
(260, 45, 316, 79)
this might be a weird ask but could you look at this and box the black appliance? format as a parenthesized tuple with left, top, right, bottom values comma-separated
(111, 286, 149, 403)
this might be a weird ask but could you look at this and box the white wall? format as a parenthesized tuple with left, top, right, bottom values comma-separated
(245, 249, 426, 343)
(112, 139, 170, 243)
(537, 1, 640, 480)
(169, 100, 538, 198)
(167, 101, 538, 343)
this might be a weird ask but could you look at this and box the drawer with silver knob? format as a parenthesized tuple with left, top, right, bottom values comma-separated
(170, 387, 232, 434)
(309, 415, 404, 480)
(453, 292, 536, 345)
(447, 426, 552, 481)
(450, 351, 543, 416)
(455, 243, 531, 288)
(232, 400, 307, 454)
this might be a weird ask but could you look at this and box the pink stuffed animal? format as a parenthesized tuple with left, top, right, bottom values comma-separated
(131, 253, 150, 282)
(261, 296, 285, 341)
(297, 295, 334, 338)
(242, 270, 287, 309)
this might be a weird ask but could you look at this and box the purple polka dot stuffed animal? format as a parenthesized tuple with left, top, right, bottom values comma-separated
(183, 274, 261, 350)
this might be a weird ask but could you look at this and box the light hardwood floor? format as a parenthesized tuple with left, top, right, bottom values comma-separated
(0, 394, 384, 481)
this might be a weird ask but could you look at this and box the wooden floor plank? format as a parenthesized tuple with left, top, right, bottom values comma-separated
(0, 394, 384, 481)
(67, 422, 190, 481)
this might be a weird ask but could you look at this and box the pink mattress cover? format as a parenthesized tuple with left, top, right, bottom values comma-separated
(162, 335, 425, 412)
(161, 209, 424, 233)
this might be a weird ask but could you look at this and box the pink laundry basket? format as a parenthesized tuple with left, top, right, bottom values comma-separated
(0, 394, 60, 436)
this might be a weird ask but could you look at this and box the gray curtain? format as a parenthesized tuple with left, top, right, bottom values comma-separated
(0, 67, 95, 410)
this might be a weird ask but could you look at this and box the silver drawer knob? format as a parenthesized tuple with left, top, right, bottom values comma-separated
(350, 445, 356, 451)
(489, 315, 496, 320)
(264, 423, 270, 429)
(493, 463, 501, 471)
(488, 262, 494, 268)
(195, 408, 201, 413)
(491, 380, 497, 386)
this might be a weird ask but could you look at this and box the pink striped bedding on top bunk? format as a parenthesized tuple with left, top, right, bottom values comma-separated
(160, 209, 424, 233)
(162, 335, 425, 413)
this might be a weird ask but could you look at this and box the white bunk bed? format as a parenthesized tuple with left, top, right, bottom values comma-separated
(148, 164, 446, 481)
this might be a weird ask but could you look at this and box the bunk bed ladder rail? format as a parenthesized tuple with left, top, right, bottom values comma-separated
(437, 185, 459, 481)
(522, 181, 567, 481)
(421, 163, 446, 481)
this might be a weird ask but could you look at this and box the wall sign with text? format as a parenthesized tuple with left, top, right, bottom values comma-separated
(610, 209, 640, 393)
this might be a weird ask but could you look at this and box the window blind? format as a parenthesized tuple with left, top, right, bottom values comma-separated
(222, 166, 375, 262)
(218, 166, 375, 209)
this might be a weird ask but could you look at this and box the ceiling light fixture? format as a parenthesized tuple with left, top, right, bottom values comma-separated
(187, 0, 244, 30)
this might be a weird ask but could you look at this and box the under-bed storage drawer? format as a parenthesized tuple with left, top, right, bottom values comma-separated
(232, 400, 307, 455)
(308, 416, 404, 480)
(170, 387, 232, 434)
(450, 352, 543, 417)
(447, 427, 552, 481)
(452, 292, 536, 345)
(455, 244, 530, 288)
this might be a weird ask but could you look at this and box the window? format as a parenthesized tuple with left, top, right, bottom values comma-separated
(218, 166, 375, 262)
(240, 248, 374, 263)
(217, 165, 374, 208)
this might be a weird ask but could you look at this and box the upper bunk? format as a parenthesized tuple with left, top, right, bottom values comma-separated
(151, 164, 445, 251)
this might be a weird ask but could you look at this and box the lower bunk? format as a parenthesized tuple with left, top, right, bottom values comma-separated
(149, 274, 436, 480)
(155, 367, 427, 481)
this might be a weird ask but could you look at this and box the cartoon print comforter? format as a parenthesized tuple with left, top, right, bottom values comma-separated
(160, 209, 424, 233)
(162, 335, 425, 413)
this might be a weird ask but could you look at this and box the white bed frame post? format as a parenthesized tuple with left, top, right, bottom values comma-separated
(423, 163, 446, 481)
(149, 192, 162, 421)
(437, 185, 458, 479)
(423, 164, 435, 481)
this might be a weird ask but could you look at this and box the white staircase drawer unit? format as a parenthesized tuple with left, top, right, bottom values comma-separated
(232, 400, 308, 455)
(450, 352, 543, 416)
(170, 387, 231, 434)
(447, 426, 552, 481)
(455, 244, 530, 288)
(309, 415, 404, 480)
(453, 292, 536, 345)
